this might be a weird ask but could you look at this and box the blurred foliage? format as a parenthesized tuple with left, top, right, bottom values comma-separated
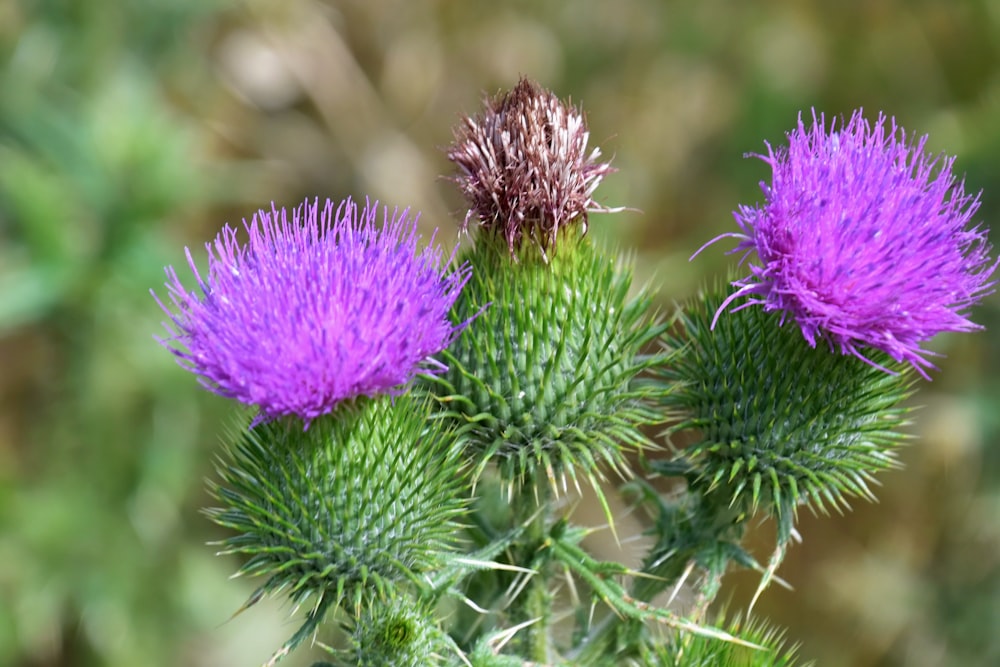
(1, 0, 998, 665)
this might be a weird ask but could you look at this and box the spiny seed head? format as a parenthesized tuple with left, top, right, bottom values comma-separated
(153, 197, 470, 425)
(700, 109, 997, 378)
(447, 78, 619, 257)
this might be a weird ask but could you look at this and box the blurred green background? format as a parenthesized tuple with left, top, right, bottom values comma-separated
(2, 1, 999, 665)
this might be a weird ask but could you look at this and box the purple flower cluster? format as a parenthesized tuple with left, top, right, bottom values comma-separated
(706, 109, 997, 377)
(448, 78, 619, 255)
(154, 198, 469, 424)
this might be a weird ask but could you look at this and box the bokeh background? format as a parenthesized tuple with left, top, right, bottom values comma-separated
(2, 1, 999, 665)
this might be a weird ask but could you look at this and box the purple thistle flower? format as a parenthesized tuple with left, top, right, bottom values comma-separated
(700, 109, 997, 378)
(153, 197, 470, 424)
(447, 78, 621, 256)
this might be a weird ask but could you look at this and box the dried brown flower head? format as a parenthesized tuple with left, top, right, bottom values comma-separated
(447, 78, 619, 256)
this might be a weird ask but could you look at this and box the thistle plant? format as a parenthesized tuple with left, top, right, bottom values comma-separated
(153, 82, 995, 666)
(435, 79, 665, 497)
(154, 198, 471, 664)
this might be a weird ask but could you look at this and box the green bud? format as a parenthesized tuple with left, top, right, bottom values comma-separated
(654, 285, 914, 521)
(347, 598, 453, 667)
(664, 612, 808, 667)
(206, 394, 467, 660)
(427, 229, 668, 494)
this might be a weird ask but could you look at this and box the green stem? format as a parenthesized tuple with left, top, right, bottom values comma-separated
(510, 472, 555, 663)
(571, 487, 748, 663)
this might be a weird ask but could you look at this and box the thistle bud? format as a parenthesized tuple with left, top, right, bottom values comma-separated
(431, 235, 667, 497)
(656, 284, 914, 522)
(346, 598, 453, 667)
(207, 395, 466, 663)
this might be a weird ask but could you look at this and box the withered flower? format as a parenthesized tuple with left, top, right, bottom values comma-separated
(447, 78, 619, 256)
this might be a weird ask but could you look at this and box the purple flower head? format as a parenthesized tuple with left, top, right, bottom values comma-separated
(153, 197, 471, 424)
(701, 109, 997, 378)
(447, 78, 621, 256)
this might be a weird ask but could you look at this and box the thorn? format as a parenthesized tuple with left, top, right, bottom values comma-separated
(222, 585, 266, 625)
(667, 560, 696, 608)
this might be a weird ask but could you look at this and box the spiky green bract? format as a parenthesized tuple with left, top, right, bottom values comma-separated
(468, 642, 526, 667)
(205, 394, 467, 663)
(426, 229, 668, 494)
(342, 598, 454, 667)
(658, 613, 811, 667)
(626, 480, 754, 604)
(654, 285, 914, 523)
